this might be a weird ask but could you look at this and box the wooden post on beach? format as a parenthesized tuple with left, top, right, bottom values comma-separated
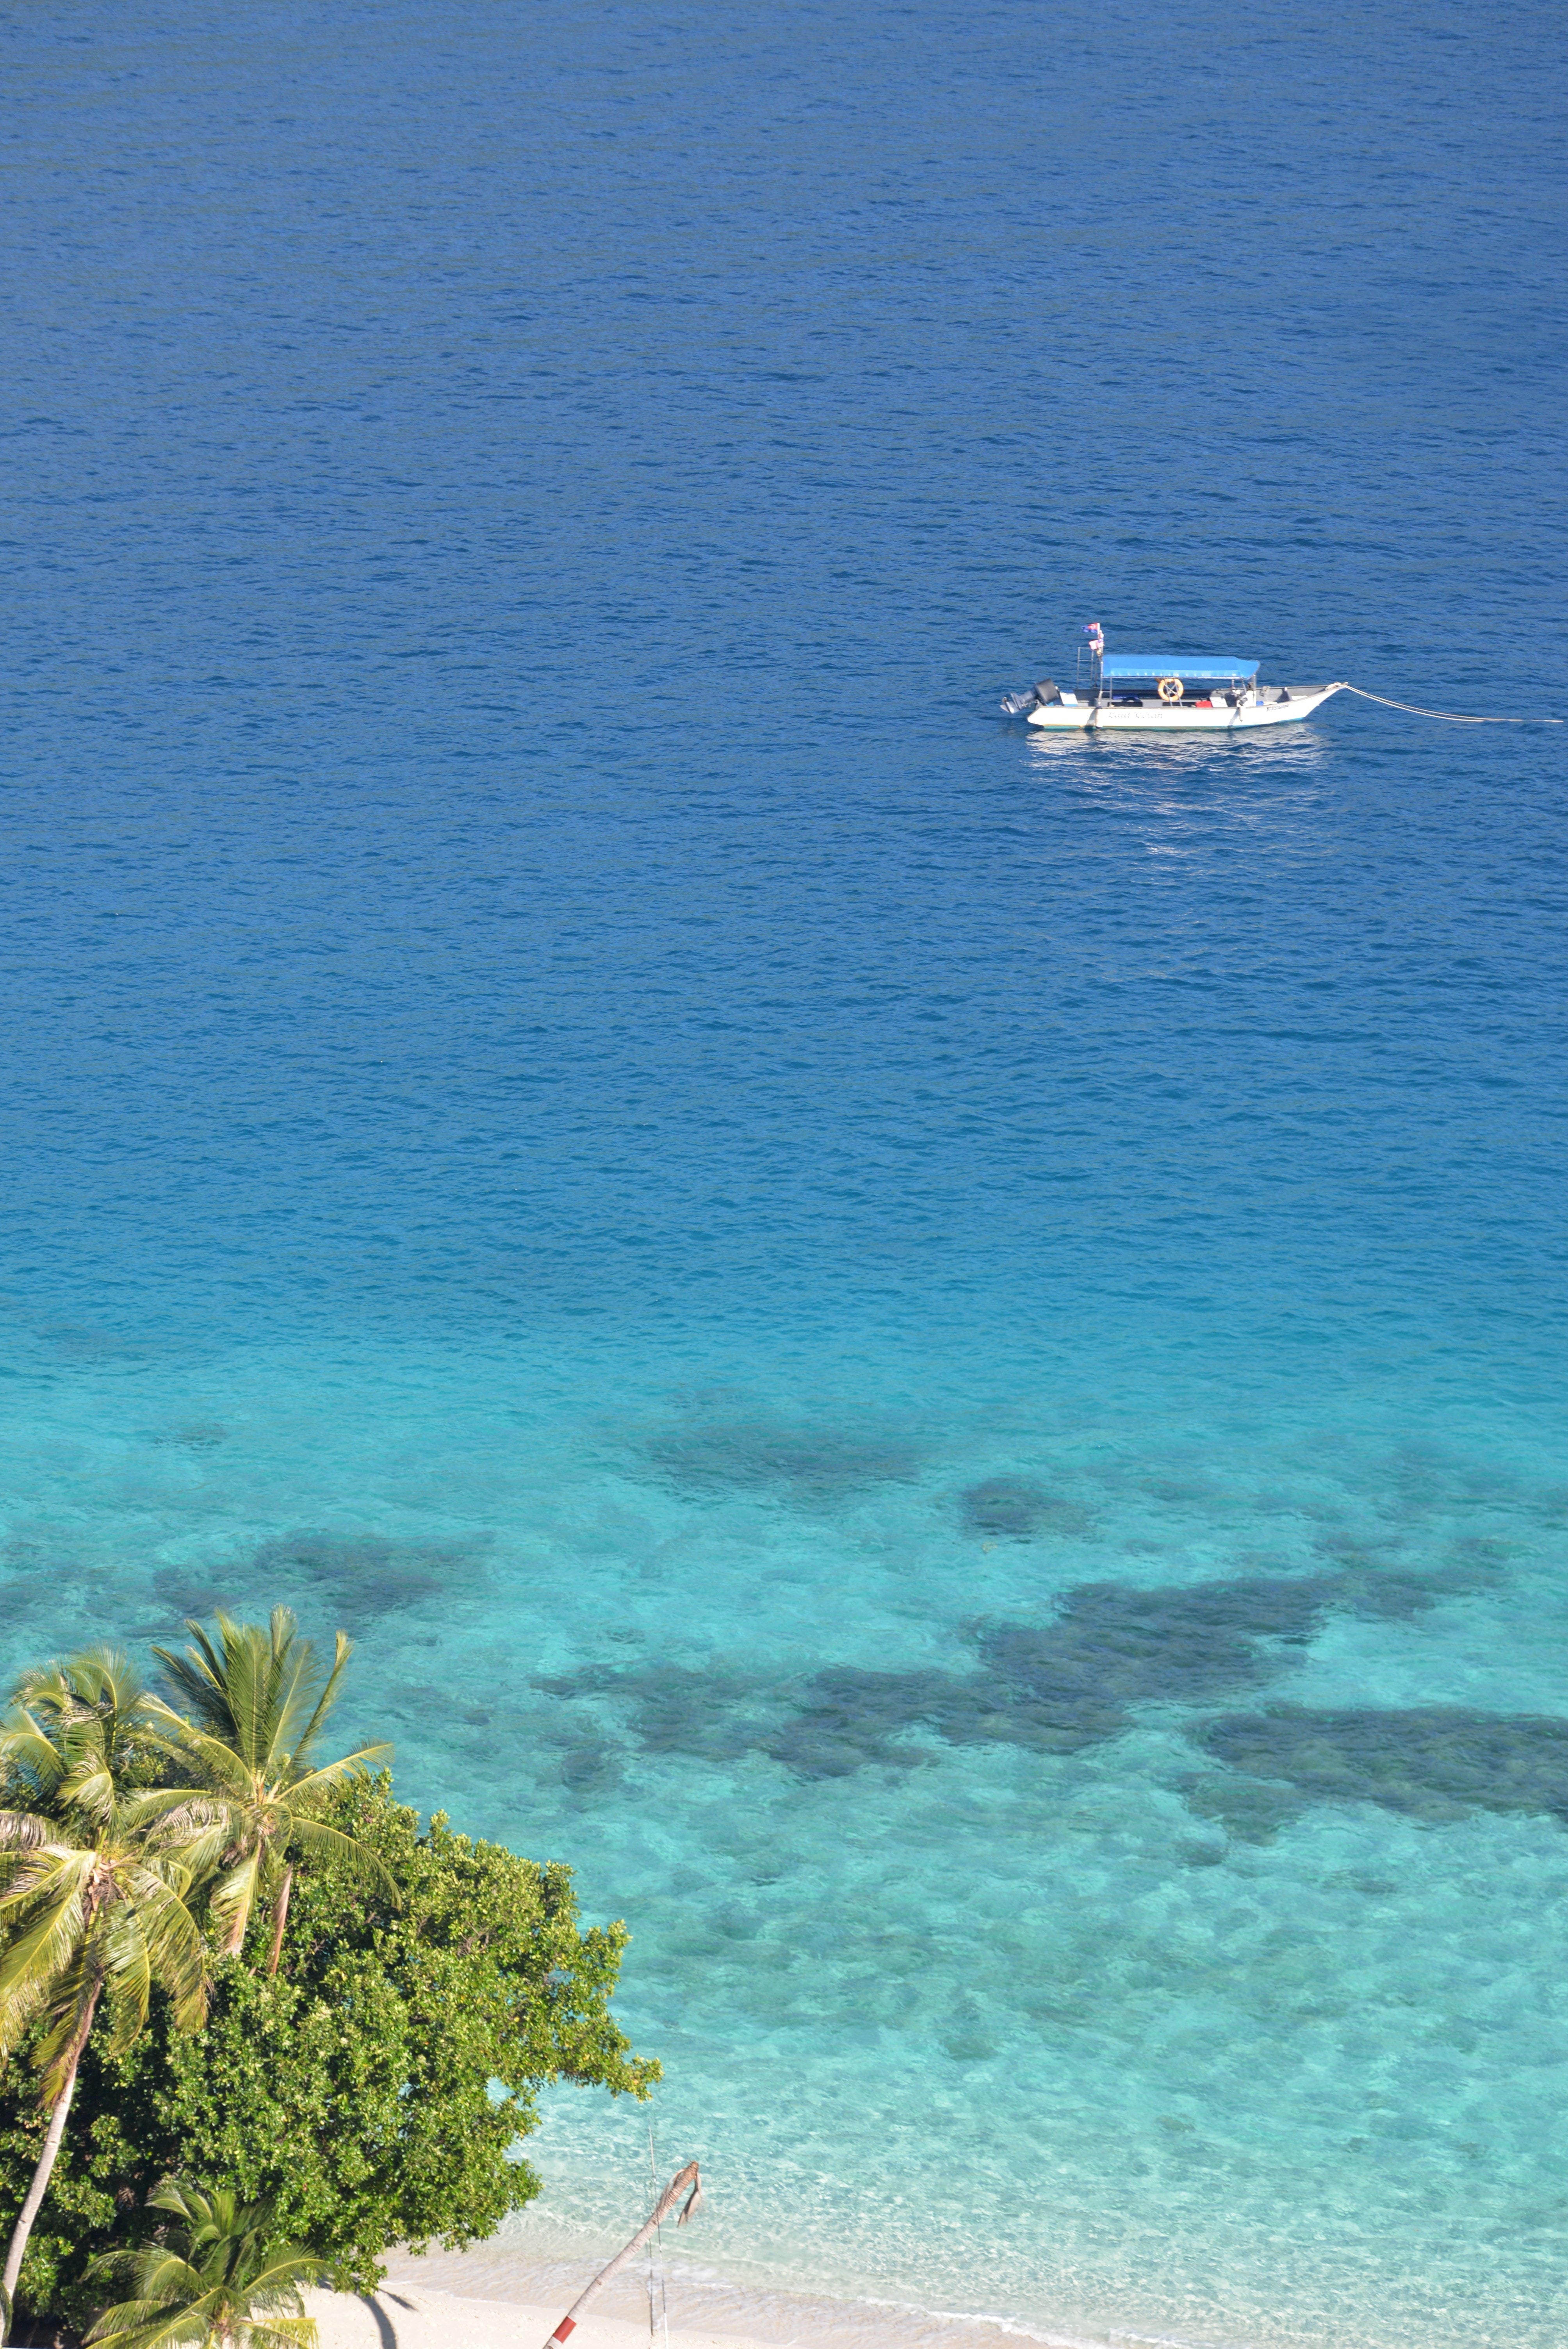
(540, 2163, 701, 2348)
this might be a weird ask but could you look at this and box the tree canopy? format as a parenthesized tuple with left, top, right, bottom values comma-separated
(0, 1770, 658, 2327)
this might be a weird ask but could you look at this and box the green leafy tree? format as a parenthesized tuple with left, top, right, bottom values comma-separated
(0, 1653, 210, 2327)
(87, 2175, 321, 2349)
(0, 1773, 659, 2326)
(146, 1612, 393, 1977)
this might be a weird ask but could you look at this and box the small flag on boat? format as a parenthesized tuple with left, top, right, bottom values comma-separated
(1083, 621, 1104, 655)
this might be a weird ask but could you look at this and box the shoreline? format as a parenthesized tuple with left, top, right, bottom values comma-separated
(305, 2241, 1112, 2349)
(305, 2284, 773, 2349)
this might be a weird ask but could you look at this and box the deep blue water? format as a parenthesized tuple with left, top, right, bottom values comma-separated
(4, 4, 1568, 2343)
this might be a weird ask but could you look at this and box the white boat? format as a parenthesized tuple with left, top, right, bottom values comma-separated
(1003, 628, 1346, 731)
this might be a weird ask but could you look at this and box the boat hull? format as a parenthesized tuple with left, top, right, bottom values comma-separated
(1026, 684, 1345, 730)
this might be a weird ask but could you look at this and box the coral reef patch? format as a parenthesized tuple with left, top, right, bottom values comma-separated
(634, 1400, 927, 1504)
(248, 1531, 487, 1623)
(1190, 1704, 1568, 1834)
(959, 1476, 1092, 1539)
(537, 1560, 1502, 1786)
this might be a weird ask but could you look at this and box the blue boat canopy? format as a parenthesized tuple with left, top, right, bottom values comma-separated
(1101, 654, 1259, 679)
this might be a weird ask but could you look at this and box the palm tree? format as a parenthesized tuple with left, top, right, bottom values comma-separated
(86, 2176, 321, 2349)
(0, 1652, 212, 2327)
(148, 1610, 394, 1977)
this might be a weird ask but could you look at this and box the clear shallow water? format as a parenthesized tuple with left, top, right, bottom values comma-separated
(4, 3, 1568, 2344)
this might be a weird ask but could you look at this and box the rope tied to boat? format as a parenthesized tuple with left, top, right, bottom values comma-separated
(1341, 684, 1563, 725)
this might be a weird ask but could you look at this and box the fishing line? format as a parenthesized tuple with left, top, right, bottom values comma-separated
(1341, 684, 1563, 724)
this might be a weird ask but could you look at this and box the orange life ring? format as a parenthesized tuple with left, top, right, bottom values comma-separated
(1157, 675, 1184, 703)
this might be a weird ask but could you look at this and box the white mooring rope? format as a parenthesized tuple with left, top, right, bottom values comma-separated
(1341, 684, 1563, 724)
(647, 2124, 670, 2349)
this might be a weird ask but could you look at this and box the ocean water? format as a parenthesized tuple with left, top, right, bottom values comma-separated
(4, 2, 1568, 2344)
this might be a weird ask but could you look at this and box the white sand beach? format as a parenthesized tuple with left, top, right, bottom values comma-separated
(305, 2244, 1070, 2349)
(305, 2281, 770, 2349)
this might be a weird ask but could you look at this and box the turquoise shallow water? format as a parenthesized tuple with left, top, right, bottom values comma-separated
(5, 1, 1568, 2342)
(7, 1312, 1568, 2346)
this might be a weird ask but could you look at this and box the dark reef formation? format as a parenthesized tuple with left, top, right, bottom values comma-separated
(146, 1531, 486, 1632)
(637, 1408, 927, 1505)
(536, 1555, 1566, 1841)
(1188, 1704, 1568, 1835)
(959, 1476, 1093, 1539)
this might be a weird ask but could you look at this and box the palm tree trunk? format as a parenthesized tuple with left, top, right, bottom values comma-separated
(265, 1861, 295, 1979)
(1, 1983, 102, 2320)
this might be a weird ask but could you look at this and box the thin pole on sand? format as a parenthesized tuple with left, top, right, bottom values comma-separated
(540, 2163, 702, 2349)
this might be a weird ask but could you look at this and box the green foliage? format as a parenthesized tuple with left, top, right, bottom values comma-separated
(88, 2175, 321, 2349)
(0, 1773, 657, 2323)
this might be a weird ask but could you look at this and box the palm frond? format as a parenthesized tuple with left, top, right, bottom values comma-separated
(122, 1782, 233, 1829)
(220, 1614, 271, 1773)
(122, 1850, 199, 1910)
(152, 1620, 249, 1757)
(99, 1903, 155, 2048)
(284, 1743, 393, 1804)
(87, 2295, 223, 2349)
(11, 1662, 90, 1726)
(52, 1650, 150, 1751)
(237, 2320, 320, 2349)
(0, 1834, 94, 1898)
(0, 1857, 93, 2002)
(287, 1630, 349, 1773)
(0, 1879, 94, 1978)
(123, 1877, 209, 2032)
(87, 2175, 322, 2349)
(143, 1714, 263, 1805)
(124, 1793, 234, 1878)
(88, 2248, 210, 2299)
(262, 1610, 321, 1773)
(0, 1711, 68, 1804)
(146, 2176, 260, 2243)
(58, 1745, 119, 1827)
(0, 1807, 61, 1853)
(243, 2255, 325, 2298)
(276, 1816, 401, 1905)
(34, 1952, 104, 2097)
(240, 1611, 318, 1776)
(157, 1609, 330, 1780)
(205, 1847, 264, 1957)
(0, 1974, 52, 2055)
(72, 1649, 143, 1712)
